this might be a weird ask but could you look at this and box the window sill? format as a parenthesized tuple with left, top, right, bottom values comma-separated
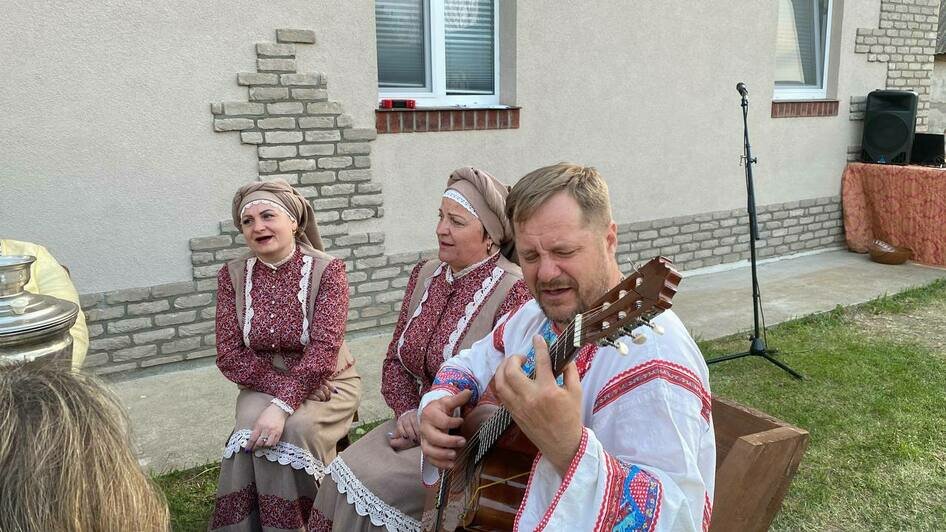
(771, 100, 839, 118)
(375, 107, 521, 134)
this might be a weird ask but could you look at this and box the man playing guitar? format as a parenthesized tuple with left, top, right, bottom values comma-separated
(419, 163, 715, 531)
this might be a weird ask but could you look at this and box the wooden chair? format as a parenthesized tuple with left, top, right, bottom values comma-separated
(710, 397, 809, 532)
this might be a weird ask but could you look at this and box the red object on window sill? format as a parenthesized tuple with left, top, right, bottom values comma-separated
(380, 99, 416, 109)
(375, 107, 520, 134)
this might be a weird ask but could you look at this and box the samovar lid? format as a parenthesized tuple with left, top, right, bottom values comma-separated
(0, 255, 79, 339)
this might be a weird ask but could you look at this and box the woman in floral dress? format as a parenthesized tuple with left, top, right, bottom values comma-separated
(211, 179, 360, 531)
(309, 168, 531, 531)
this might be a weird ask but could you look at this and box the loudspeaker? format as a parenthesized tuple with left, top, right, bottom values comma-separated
(861, 90, 918, 165)
(910, 132, 945, 166)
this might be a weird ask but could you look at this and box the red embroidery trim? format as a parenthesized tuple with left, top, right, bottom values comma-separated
(593, 359, 711, 421)
(575, 344, 598, 379)
(702, 491, 713, 532)
(592, 456, 663, 532)
(307, 506, 334, 531)
(593, 452, 619, 530)
(513, 450, 545, 531)
(210, 482, 257, 529)
(493, 316, 508, 352)
(210, 482, 314, 530)
(491, 292, 532, 354)
(531, 428, 590, 531)
(259, 494, 314, 529)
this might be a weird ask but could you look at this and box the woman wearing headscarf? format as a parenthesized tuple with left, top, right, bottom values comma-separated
(210, 179, 361, 531)
(308, 168, 532, 531)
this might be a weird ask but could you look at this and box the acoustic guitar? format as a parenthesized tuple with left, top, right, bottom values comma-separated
(422, 256, 681, 531)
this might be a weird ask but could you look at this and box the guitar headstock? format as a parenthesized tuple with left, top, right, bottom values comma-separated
(573, 256, 681, 351)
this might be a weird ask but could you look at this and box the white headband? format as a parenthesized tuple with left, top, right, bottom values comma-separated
(443, 189, 478, 219)
(240, 199, 296, 221)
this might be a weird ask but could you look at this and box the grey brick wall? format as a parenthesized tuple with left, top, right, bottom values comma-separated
(78, 28, 846, 376)
(852, 0, 941, 130)
(615, 197, 844, 272)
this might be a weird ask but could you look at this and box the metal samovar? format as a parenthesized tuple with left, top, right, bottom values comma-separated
(0, 255, 79, 364)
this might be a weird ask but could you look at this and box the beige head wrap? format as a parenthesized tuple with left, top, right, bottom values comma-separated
(232, 179, 323, 251)
(445, 167, 515, 260)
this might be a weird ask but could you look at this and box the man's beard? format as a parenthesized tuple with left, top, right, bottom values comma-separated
(536, 272, 611, 326)
(535, 278, 579, 324)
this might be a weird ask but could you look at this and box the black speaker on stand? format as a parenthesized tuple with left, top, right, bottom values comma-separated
(861, 90, 918, 164)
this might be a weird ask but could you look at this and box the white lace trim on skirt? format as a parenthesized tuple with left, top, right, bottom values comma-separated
(222, 429, 325, 481)
(328, 456, 421, 532)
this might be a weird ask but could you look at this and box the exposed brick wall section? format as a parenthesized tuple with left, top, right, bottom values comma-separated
(615, 197, 844, 272)
(771, 100, 839, 118)
(80, 28, 396, 376)
(376, 108, 520, 134)
(80, 281, 216, 375)
(852, 0, 941, 130)
(849, 95, 868, 121)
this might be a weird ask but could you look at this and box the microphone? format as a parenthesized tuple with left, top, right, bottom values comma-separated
(736, 82, 748, 97)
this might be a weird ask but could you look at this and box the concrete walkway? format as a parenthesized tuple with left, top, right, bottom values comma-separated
(110, 249, 946, 473)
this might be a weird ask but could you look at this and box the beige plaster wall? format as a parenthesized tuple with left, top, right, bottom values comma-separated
(375, 0, 888, 255)
(0, 0, 377, 293)
(1, 0, 888, 291)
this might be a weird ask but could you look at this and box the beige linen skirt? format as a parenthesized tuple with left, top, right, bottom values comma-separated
(308, 419, 427, 532)
(210, 363, 360, 531)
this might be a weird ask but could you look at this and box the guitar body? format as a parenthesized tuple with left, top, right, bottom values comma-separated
(422, 425, 536, 531)
(460, 427, 536, 531)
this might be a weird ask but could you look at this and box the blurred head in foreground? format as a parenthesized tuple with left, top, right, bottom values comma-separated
(0, 360, 169, 531)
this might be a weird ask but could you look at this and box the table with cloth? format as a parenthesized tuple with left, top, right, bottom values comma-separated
(841, 162, 946, 266)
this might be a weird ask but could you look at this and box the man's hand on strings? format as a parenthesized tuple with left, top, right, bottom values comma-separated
(495, 334, 584, 476)
(419, 389, 472, 469)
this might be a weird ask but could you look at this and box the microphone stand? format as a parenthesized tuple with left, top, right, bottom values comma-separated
(706, 84, 803, 380)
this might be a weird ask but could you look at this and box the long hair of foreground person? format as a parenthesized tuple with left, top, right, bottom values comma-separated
(0, 359, 169, 531)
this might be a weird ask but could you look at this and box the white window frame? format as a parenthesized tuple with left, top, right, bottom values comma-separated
(773, 0, 833, 101)
(378, 0, 502, 108)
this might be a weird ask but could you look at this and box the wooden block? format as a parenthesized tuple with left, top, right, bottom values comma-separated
(710, 397, 809, 532)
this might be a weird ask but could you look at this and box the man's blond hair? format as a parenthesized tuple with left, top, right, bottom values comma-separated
(505, 163, 612, 231)
(0, 360, 170, 531)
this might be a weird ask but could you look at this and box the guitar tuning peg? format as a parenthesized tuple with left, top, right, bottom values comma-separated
(630, 333, 647, 345)
(599, 338, 629, 355)
(641, 319, 665, 335)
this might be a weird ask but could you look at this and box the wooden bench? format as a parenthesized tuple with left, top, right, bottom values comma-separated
(710, 396, 809, 532)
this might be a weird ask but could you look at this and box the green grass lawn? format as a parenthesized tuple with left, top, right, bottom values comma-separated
(156, 280, 946, 530)
(702, 280, 946, 531)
